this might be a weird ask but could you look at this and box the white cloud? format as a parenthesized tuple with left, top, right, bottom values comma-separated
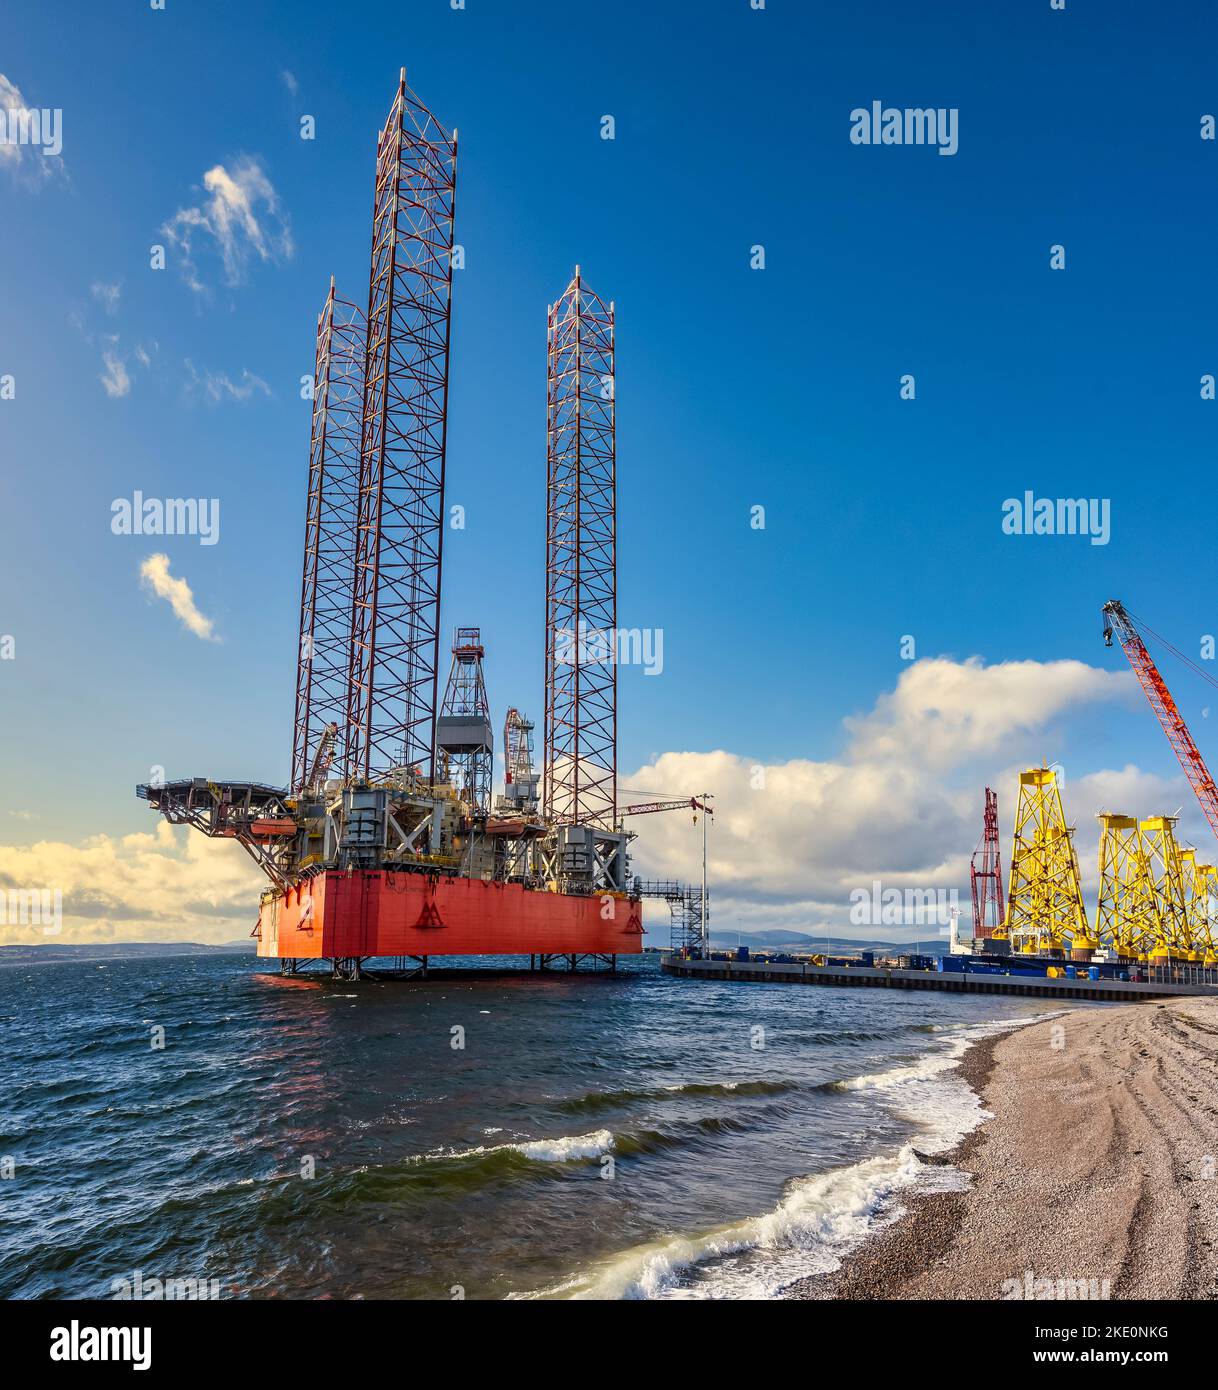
(0, 72, 65, 186)
(184, 358, 271, 404)
(99, 347, 130, 398)
(0, 74, 21, 173)
(139, 553, 218, 641)
(73, 286, 154, 397)
(624, 657, 1174, 943)
(97, 336, 154, 398)
(0, 821, 263, 946)
(161, 156, 292, 292)
(844, 656, 1130, 769)
(281, 70, 299, 98)
(91, 281, 121, 314)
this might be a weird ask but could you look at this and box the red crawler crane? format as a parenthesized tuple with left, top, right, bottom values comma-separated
(1102, 600, 1218, 847)
(970, 787, 1004, 935)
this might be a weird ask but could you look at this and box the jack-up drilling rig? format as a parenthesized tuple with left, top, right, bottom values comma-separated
(136, 71, 711, 977)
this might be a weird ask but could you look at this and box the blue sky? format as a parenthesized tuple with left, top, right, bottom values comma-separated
(2, 0, 1217, 941)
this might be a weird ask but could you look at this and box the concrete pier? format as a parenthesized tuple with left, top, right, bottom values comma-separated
(660, 954, 1218, 1002)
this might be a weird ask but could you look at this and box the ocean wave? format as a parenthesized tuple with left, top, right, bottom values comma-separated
(512, 1129, 615, 1162)
(556, 1078, 797, 1114)
(426, 1116, 756, 1169)
(392, 1127, 617, 1179)
(524, 1013, 1054, 1299)
(532, 1145, 929, 1300)
(386, 1111, 772, 1189)
(835, 1014, 1042, 1094)
(828, 1014, 1048, 1156)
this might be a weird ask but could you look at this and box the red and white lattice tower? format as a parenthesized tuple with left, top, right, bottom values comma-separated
(346, 69, 458, 783)
(971, 787, 1005, 934)
(292, 279, 366, 794)
(543, 268, 617, 829)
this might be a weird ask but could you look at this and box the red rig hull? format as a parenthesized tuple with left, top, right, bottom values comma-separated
(257, 870, 644, 960)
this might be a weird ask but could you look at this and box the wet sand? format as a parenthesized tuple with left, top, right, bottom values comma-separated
(788, 997, 1218, 1300)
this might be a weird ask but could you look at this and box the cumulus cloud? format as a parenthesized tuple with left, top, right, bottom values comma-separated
(139, 553, 218, 641)
(0, 821, 263, 946)
(844, 657, 1130, 769)
(625, 657, 1169, 943)
(184, 358, 271, 404)
(161, 156, 292, 292)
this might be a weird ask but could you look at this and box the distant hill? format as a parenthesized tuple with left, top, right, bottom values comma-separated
(0, 941, 257, 966)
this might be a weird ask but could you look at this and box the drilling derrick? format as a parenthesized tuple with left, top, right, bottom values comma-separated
(502, 708, 538, 810)
(292, 281, 366, 794)
(1003, 766, 1090, 955)
(347, 69, 458, 784)
(436, 627, 493, 814)
(970, 788, 1004, 938)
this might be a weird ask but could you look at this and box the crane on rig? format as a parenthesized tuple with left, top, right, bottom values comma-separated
(618, 797, 713, 819)
(1102, 599, 1218, 846)
(303, 721, 339, 798)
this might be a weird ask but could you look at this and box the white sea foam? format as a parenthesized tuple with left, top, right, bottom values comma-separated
(542, 1146, 924, 1300)
(514, 1129, 614, 1162)
(425, 1127, 615, 1166)
(838, 1014, 1049, 1157)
